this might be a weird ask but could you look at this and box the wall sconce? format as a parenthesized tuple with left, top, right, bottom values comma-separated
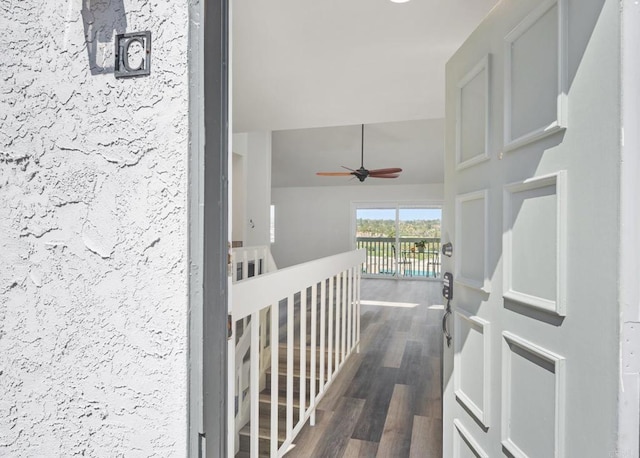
(81, 0, 127, 75)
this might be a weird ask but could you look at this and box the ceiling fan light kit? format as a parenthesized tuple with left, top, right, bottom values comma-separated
(316, 124, 403, 182)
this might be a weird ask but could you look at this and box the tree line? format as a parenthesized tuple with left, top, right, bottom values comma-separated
(356, 219, 441, 238)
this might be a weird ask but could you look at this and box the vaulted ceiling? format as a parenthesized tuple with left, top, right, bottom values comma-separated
(232, 0, 499, 186)
(271, 119, 445, 187)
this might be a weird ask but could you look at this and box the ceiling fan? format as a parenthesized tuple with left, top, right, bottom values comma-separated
(316, 124, 403, 182)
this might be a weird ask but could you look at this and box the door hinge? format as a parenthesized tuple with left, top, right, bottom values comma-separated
(227, 314, 233, 340)
(227, 242, 232, 277)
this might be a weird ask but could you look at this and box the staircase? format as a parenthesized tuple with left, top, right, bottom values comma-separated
(230, 249, 365, 458)
(237, 345, 326, 457)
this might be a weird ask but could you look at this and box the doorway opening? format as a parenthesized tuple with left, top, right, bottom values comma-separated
(354, 204, 442, 279)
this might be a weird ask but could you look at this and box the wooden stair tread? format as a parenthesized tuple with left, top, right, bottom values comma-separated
(266, 363, 323, 380)
(278, 343, 338, 353)
(260, 392, 302, 408)
(274, 346, 332, 357)
(238, 340, 355, 454)
(238, 416, 287, 443)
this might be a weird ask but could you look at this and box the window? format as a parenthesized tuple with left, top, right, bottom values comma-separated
(355, 204, 442, 278)
(270, 204, 275, 243)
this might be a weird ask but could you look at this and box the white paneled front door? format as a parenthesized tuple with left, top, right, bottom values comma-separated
(442, 1, 620, 457)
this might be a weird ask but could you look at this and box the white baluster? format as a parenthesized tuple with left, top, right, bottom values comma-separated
(327, 276, 334, 380)
(319, 279, 326, 393)
(252, 248, 258, 278)
(242, 249, 248, 281)
(352, 266, 360, 350)
(231, 251, 237, 282)
(270, 302, 279, 457)
(341, 270, 347, 364)
(228, 319, 236, 458)
(335, 274, 341, 372)
(299, 288, 307, 424)
(250, 312, 259, 458)
(310, 283, 317, 426)
(347, 268, 352, 354)
(286, 294, 294, 442)
(357, 267, 361, 351)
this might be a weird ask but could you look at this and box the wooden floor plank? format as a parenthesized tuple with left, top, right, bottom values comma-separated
(344, 319, 392, 400)
(344, 351, 383, 400)
(289, 279, 443, 456)
(284, 410, 333, 457)
(396, 340, 423, 385)
(309, 397, 365, 458)
(395, 312, 412, 332)
(409, 355, 441, 419)
(382, 332, 408, 369)
(376, 384, 414, 458)
(409, 415, 442, 458)
(350, 366, 398, 442)
(421, 325, 443, 358)
(316, 352, 364, 412)
(343, 438, 379, 458)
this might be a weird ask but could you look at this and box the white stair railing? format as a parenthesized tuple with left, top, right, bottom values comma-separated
(230, 245, 275, 455)
(231, 245, 277, 282)
(230, 249, 365, 457)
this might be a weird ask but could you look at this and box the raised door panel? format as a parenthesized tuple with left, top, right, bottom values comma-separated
(454, 419, 489, 458)
(455, 190, 490, 292)
(457, 55, 491, 169)
(503, 172, 567, 315)
(504, 0, 568, 150)
(454, 310, 491, 428)
(502, 332, 565, 458)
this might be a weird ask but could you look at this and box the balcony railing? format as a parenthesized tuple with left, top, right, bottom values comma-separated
(356, 237, 441, 279)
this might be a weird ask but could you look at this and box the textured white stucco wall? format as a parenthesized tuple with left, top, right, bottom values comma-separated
(0, 1, 190, 455)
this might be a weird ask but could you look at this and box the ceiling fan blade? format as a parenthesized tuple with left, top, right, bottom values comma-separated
(370, 173, 400, 179)
(318, 126, 403, 181)
(316, 172, 353, 176)
(368, 167, 403, 174)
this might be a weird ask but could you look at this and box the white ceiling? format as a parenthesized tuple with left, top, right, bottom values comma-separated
(232, 0, 498, 132)
(232, 0, 498, 187)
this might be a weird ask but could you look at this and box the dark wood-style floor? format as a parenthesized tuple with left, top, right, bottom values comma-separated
(285, 278, 444, 458)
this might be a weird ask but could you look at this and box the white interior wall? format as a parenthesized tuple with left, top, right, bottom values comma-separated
(271, 184, 443, 268)
(232, 153, 246, 242)
(0, 2, 190, 455)
(238, 132, 272, 247)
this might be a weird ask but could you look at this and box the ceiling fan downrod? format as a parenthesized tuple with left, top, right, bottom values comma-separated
(360, 124, 365, 169)
(315, 123, 402, 182)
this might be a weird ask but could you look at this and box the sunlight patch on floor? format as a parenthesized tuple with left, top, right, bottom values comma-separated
(428, 304, 445, 310)
(360, 300, 419, 308)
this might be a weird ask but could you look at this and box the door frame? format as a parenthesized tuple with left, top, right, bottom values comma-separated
(184, 1, 640, 456)
(619, 1, 640, 453)
(188, 0, 230, 457)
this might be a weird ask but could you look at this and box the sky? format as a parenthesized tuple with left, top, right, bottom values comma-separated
(356, 208, 441, 221)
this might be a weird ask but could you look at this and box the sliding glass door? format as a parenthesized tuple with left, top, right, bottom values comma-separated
(355, 205, 441, 279)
